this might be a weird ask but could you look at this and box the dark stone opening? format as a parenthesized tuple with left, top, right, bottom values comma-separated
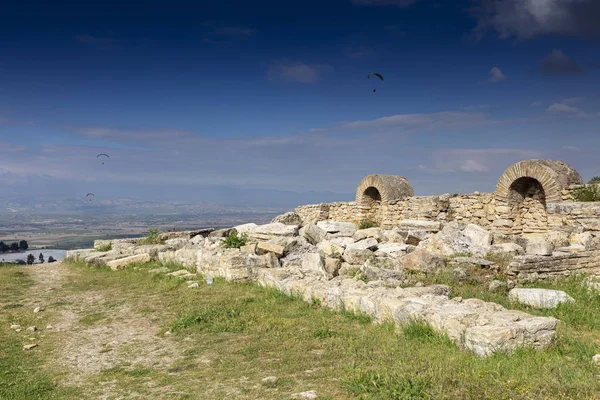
(509, 177, 546, 208)
(363, 187, 381, 203)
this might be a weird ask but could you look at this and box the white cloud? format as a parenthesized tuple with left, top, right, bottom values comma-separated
(267, 61, 332, 83)
(546, 103, 586, 118)
(429, 148, 542, 174)
(562, 97, 585, 105)
(487, 67, 506, 83)
(530, 100, 543, 107)
(472, 0, 600, 40)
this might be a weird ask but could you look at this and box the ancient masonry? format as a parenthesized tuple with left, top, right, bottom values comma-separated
(67, 159, 600, 357)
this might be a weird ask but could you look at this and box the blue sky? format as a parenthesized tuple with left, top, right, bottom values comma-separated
(1, 0, 599, 206)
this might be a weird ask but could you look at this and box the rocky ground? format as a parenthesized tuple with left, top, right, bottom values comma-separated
(68, 212, 600, 358)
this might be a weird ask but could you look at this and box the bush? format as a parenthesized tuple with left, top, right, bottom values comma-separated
(222, 231, 248, 249)
(358, 219, 378, 229)
(588, 176, 600, 184)
(572, 185, 600, 202)
(138, 229, 164, 245)
(97, 242, 112, 252)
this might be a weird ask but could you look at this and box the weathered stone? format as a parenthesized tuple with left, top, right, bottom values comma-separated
(405, 230, 430, 246)
(525, 237, 554, 256)
(324, 257, 342, 276)
(240, 243, 257, 254)
(93, 239, 112, 250)
(317, 240, 344, 258)
(342, 248, 374, 265)
(593, 354, 600, 367)
(346, 238, 378, 251)
(451, 256, 495, 269)
(208, 228, 236, 238)
(398, 220, 442, 232)
(423, 222, 492, 257)
(398, 248, 446, 273)
(374, 243, 410, 258)
(381, 229, 407, 243)
(23, 344, 38, 350)
(453, 267, 468, 281)
(300, 223, 326, 245)
(508, 288, 574, 309)
(267, 236, 300, 255)
(301, 252, 326, 276)
(570, 232, 595, 250)
(338, 263, 360, 277)
(165, 238, 189, 250)
(317, 220, 357, 237)
(488, 280, 507, 292)
(360, 261, 406, 282)
(492, 219, 513, 228)
(256, 241, 285, 257)
(233, 223, 258, 235)
(107, 253, 151, 271)
(271, 211, 302, 226)
(489, 243, 524, 256)
(249, 223, 299, 240)
(291, 391, 318, 400)
(329, 237, 355, 248)
(353, 228, 384, 242)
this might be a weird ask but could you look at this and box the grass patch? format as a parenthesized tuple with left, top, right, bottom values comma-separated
(572, 185, 600, 202)
(0, 265, 81, 400)
(358, 219, 379, 229)
(137, 229, 165, 245)
(79, 312, 106, 326)
(95, 242, 112, 252)
(221, 231, 248, 249)
(36, 259, 600, 399)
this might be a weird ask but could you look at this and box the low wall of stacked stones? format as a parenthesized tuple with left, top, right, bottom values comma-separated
(297, 192, 600, 238)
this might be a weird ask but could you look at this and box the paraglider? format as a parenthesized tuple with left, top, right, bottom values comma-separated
(86, 193, 94, 202)
(97, 153, 109, 165)
(368, 72, 384, 92)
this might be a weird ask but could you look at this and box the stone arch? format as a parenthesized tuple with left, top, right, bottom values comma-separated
(355, 175, 414, 224)
(494, 160, 583, 234)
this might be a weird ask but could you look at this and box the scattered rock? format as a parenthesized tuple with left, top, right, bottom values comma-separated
(405, 230, 430, 246)
(317, 240, 344, 258)
(271, 211, 302, 226)
(291, 390, 318, 399)
(398, 219, 441, 232)
(301, 253, 326, 276)
(148, 267, 170, 274)
(301, 224, 326, 245)
(489, 243, 524, 256)
(256, 241, 285, 257)
(240, 243, 257, 254)
(422, 222, 492, 257)
(317, 220, 357, 238)
(188, 282, 199, 288)
(26, 326, 37, 332)
(261, 376, 279, 386)
(508, 288, 574, 309)
(398, 248, 445, 273)
(208, 228, 237, 238)
(249, 223, 299, 240)
(593, 354, 600, 367)
(346, 238, 378, 251)
(338, 263, 360, 277)
(107, 253, 151, 271)
(488, 280, 507, 292)
(353, 228, 384, 242)
(342, 248, 374, 265)
(374, 243, 410, 258)
(33, 307, 43, 313)
(23, 344, 38, 350)
(525, 236, 553, 256)
(329, 237, 355, 248)
(10, 324, 20, 330)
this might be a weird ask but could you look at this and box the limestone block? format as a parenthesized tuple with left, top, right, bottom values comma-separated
(508, 288, 574, 309)
(107, 253, 151, 271)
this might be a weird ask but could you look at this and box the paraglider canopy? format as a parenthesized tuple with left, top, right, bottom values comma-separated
(86, 192, 94, 201)
(97, 153, 109, 165)
(368, 73, 384, 92)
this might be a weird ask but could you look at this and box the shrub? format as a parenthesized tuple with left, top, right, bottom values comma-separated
(358, 219, 378, 229)
(222, 231, 248, 249)
(138, 229, 164, 245)
(97, 242, 112, 252)
(588, 176, 600, 184)
(572, 185, 600, 202)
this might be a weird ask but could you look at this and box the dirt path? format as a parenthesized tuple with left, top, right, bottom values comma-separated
(22, 262, 186, 399)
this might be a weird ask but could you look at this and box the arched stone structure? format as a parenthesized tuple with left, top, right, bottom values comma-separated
(494, 160, 583, 234)
(355, 175, 414, 224)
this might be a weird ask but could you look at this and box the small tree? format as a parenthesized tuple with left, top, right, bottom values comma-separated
(588, 176, 600, 184)
(38, 253, 45, 264)
(26, 254, 35, 265)
(48, 256, 56, 263)
(0, 241, 7, 252)
(10, 242, 19, 252)
(19, 240, 28, 251)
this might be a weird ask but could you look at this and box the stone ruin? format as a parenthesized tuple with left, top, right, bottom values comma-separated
(67, 159, 600, 358)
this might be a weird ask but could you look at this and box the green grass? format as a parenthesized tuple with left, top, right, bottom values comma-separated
(5, 258, 600, 399)
(95, 242, 112, 252)
(572, 185, 600, 202)
(137, 229, 165, 245)
(0, 264, 81, 400)
(221, 231, 248, 249)
(358, 219, 379, 229)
